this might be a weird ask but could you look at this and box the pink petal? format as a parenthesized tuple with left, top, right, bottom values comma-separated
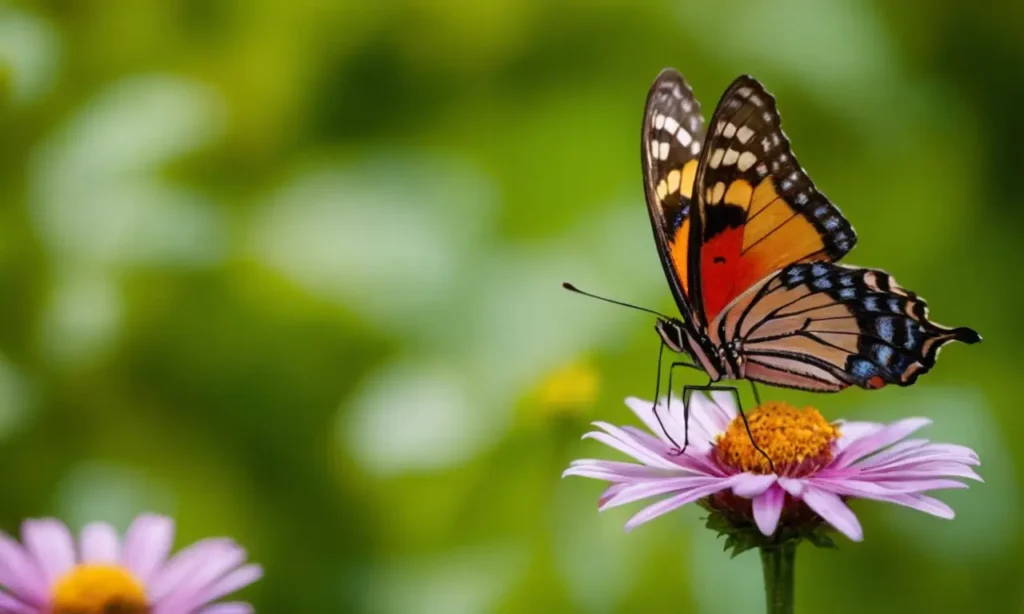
(777, 477, 805, 497)
(198, 603, 254, 614)
(625, 397, 686, 447)
(182, 564, 262, 610)
(0, 591, 35, 613)
(585, 424, 678, 469)
(620, 427, 724, 475)
(562, 460, 677, 482)
(600, 476, 727, 511)
(150, 539, 235, 603)
(598, 483, 630, 508)
(123, 514, 175, 584)
(855, 443, 977, 472)
(753, 486, 785, 536)
(152, 543, 245, 613)
(731, 474, 776, 498)
(872, 493, 955, 519)
(21, 518, 75, 586)
(801, 487, 863, 541)
(834, 421, 884, 451)
(80, 522, 120, 564)
(833, 418, 932, 468)
(624, 476, 739, 531)
(702, 389, 739, 429)
(859, 465, 981, 482)
(0, 532, 47, 605)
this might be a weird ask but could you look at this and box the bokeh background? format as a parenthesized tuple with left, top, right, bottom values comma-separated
(0, 0, 1020, 612)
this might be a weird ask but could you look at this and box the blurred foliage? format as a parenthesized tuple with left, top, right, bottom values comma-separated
(0, 0, 1020, 612)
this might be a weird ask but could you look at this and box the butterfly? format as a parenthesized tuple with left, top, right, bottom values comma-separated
(637, 68, 980, 450)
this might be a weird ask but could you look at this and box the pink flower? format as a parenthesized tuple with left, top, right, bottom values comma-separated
(563, 392, 981, 541)
(0, 513, 262, 614)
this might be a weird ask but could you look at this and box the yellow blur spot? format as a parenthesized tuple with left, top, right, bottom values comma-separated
(531, 361, 599, 419)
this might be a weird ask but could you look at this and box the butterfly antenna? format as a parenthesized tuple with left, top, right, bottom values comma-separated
(562, 282, 675, 320)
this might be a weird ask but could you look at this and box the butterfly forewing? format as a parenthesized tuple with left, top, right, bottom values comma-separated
(689, 76, 857, 325)
(642, 69, 706, 319)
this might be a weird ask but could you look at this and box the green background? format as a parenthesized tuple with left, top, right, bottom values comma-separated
(0, 0, 1019, 612)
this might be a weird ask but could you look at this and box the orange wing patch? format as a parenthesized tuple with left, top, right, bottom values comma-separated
(690, 76, 856, 323)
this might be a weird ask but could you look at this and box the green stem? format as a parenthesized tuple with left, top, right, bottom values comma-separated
(760, 543, 796, 614)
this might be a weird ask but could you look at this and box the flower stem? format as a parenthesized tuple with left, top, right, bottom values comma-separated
(760, 543, 796, 614)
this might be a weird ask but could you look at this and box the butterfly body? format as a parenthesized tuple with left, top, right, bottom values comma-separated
(642, 69, 979, 394)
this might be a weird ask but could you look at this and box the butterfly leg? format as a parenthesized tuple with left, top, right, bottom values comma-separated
(661, 359, 705, 455)
(680, 383, 777, 474)
(650, 342, 682, 450)
(750, 381, 762, 406)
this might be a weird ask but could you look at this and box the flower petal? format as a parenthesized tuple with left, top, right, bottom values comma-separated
(620, 427, 725, 475)
(21, 518, 75, 586)
(731, 474, 776, 498)
(0, 591, 35, 613)
(598, 483, 630, 508)
(0, 532, 46, 606)
(585, 424, 678, 469)
(753, 486, 785, 536)
(833, 421, 884, 451)
(80, 522, 120, 564)
(600, 477, 727, 511)
(198, 603, 254, 614)
(562, 460, 677, 482)
(625, 397, 686, 447)
(871, 493, 955, 519)
(123, 514, 175, 584)
(777, 477, 805, 497)
(624, 477, 739, 531)
(150, 539, 235, 603)
(833, 418, 932, 468)
(184, 564, 262, 609)
(152, 543, 246, 613)
(801, 487, 863, 541)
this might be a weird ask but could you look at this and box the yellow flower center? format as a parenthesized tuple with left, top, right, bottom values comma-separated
(713, 401, 838, 476)
(50, 564, 150, 614)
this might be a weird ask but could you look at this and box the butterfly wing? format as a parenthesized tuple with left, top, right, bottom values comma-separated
(688, 76, 857, 325)
(642, 69, 706, 320)
(709, 262, 980, 391)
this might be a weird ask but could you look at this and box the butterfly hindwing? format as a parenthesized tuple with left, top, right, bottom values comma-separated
(709, 262, 981, 392)
(642, 69, 706, 320)
(689, 76, 857, 325)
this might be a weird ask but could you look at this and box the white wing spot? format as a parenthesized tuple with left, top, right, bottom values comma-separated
(658, 141, 670, 160)
(722, 149, 740, 166)
(655, 114, 666, 129)
(676, 129, 692, 146)
(664, 116, 680, 134)
(737, 151, 757, 171)
(755, 162, 768, 176)
(709, 148, 725, 168)
(737, 86, 753, 97)
(722, 123, 737, 138)
(736, 126, 754, 144)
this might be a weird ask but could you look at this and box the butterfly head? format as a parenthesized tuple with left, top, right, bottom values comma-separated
(655, 318, 690, 354)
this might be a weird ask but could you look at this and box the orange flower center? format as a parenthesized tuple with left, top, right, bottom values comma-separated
(713, 401, 838, 476)
(50, 564, 150, 614)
